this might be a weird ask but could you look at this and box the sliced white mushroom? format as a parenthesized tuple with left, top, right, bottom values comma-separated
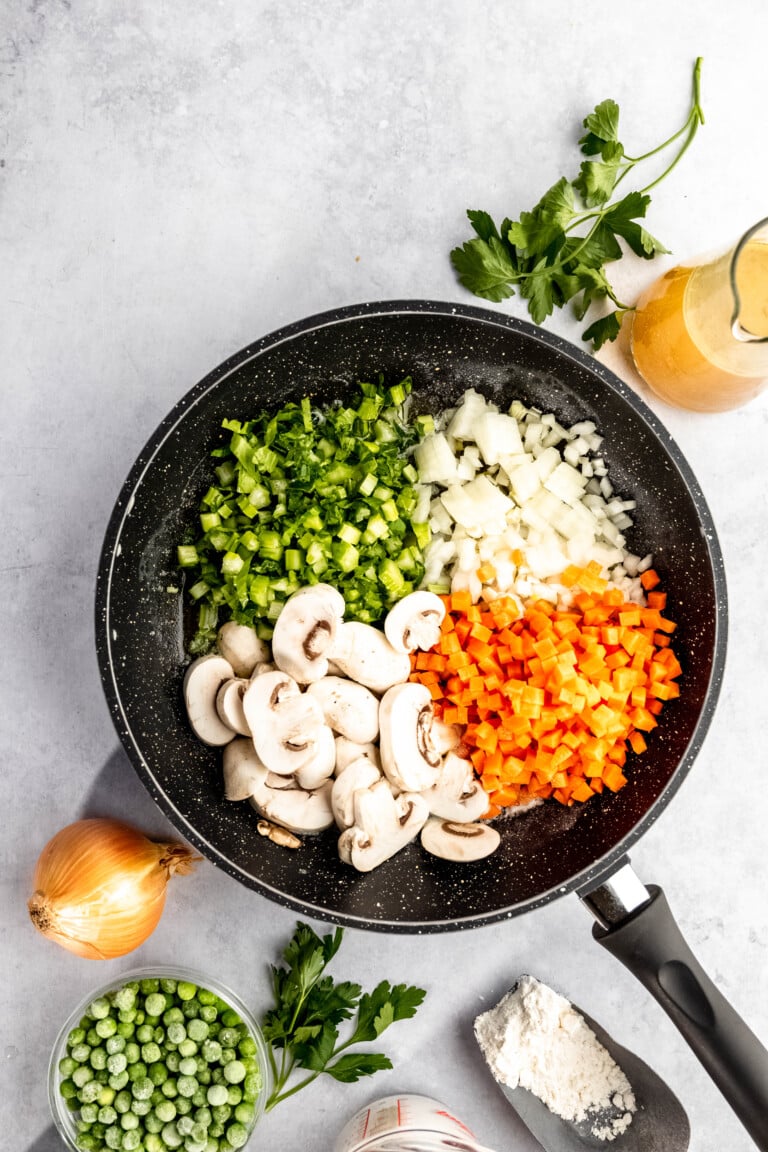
(422, 752, 489, 822)
(215, 678, 251, 736)
(217, 622, 270, 678)
(249, 776, 335, 833)
(432, 719, 462, 756)
(183, 654, 236, 746)
(271, 584, 345, 684)
(420, 817, 500, 861)
(334, 736, 381, 776)
(337, 779, 429, 872)
(306, 677, 380, 744)
(384, 590, 446, 654)
(329, 621, 411, 693)
(250, 661, 276, 679)
(222, 737, 268, 801)
(378, 682, 441, 792)
(331, 755, 382, 829)
(257, 820, 301, 849)
(242, 670, 325, 774)
(294, 725, 336, 790)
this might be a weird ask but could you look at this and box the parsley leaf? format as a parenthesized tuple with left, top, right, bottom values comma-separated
(450, 57, 704, 350)
(262, 922, 426, 1111)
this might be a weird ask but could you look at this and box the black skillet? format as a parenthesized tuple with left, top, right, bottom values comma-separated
(95, 301, 768, 1146)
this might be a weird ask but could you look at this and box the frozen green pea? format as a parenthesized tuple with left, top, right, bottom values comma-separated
(105, 1035, 126, 1055)
(120, 1111, 139, 1130)
(59, 1056, 77, 1077)
(95, 1017, 118, 1039)
(107, 1053, 127, 1076)
(149, 1061, 168, 1085)
(72, 1066, 94, 1088)
(197, 989, 215, 1006)
(234, 1102, 254, 1125)
(146, 1133, 165, 1151)
(219, 1049, 236, 1066)
(196, 1067, 211, 1086)
(136, 1024, 154, 1043)
(227, 1121, 249, 1149)
(89, 997, 111, 1020)
(117, 1021, 135, 1038)
(122, 1130, 141, 1151)
(80, 1102, 99, 1124)
(140, 979, 160, 994)
(178, 1057, 198, 1077)
(162, 1122, 184, 1148)
(155, 1099, 177, 1123)
(142, 1042, 162, 1064)
(160, 977, 177, 994)
(132, 1075, 154, 1101)
(176, 1096, 192, 1116)
(98, 1105, 118, 1126)
(71, 1043, 91, 1064)
(211, 1103, 231, 1124)
(242, 1072, 261, 1101)
(168, 1022, 187, 1045)
(145, 992, 167, 1017)
(207, 1084, 229, 1107)
(194, 1106, 212, 1127)
(124, 1042, 141, 1064)
(177, 1075, 198, 1098)
(133, 1098, 152, 1116)
(187, 1019, 209, 1043)
(164, 1007, 185, 1025)
(177, 982, 197, 1001)
(178, 1039, 198, 1058)
(177, 1116, 195, 1136)
(223, 1061, 245, 1085)
(221, 1011, 241, 1028)
(199, 1006, 218, 1024)
(128, 1061, 148, 1081)
(218, 1028, 240, 1048)
(85, 1028, 101, 1048)
(201, 1040, 222, 1064)
(114, 1089, 132, 1113)
(79, 1080, 101, 1104)
(69, 1027, 87, 1046)
(237, 1035, 256, 1057)
(98, 1086, 116, 1107)
(113, 986, 136, 1012)
(108, 1070, 129, 1091)
(162, 1078, 178, 1098)
(104, 1125, 122, 1149)
(167, 1051, 182, 1072)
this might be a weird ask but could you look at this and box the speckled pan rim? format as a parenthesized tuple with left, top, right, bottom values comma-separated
(95, 299, 728, 932)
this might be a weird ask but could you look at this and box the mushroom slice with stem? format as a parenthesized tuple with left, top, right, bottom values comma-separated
(338, 778, 429, 872)
(183, 654, 236, 746)
(217, 622, 270, 678)
(306, 677, 380, 744)
(294, 724, 336, 790)
(249, 660, 276, 679)
(378, 682, 442, 792)
(334, 736, 381, 776)
(222, 737, 269, 802)
(242, 670, 325, 775)
(384, 590, 446, 654)
(422, 751, 490, 823)
(432, 719, 462, 756)
(271, 583, 345, 684)
(215, 678, 252, 736)
(420, 817, 500, 862)
(249, 776, 334, 833)
(329, 621, 411, 693)
(331, 755, 382, 829)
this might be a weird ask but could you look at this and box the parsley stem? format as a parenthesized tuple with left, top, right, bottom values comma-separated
(624, 57, 704, 167)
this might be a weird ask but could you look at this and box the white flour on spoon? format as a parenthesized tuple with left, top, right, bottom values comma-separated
(474, 975, 636, 1141)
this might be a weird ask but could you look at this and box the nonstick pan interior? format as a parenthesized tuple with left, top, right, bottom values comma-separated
(96, 301, 727, 931)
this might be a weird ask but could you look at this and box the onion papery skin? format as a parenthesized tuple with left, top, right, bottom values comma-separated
(28, 818, 199, 960)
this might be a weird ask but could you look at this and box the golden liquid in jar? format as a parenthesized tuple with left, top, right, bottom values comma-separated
(630, 240, 768, 412)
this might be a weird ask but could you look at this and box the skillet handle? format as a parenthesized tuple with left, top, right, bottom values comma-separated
(581, 864, 768, 1150)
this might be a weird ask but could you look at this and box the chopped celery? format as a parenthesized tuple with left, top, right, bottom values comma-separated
(177, 376, 428, 649)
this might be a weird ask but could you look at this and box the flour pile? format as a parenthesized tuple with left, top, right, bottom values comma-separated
(474, 975, 636, 1142)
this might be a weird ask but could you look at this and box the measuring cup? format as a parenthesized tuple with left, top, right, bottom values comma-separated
(333, 1094, 497, 1152)
(629, 216, 768, 411)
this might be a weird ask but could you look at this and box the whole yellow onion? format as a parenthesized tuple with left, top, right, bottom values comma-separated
(28, 818, 200, 959)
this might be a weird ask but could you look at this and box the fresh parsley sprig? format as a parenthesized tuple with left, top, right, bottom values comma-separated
(262, 922, 426, 1110)
(450, 57, 704, 350)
